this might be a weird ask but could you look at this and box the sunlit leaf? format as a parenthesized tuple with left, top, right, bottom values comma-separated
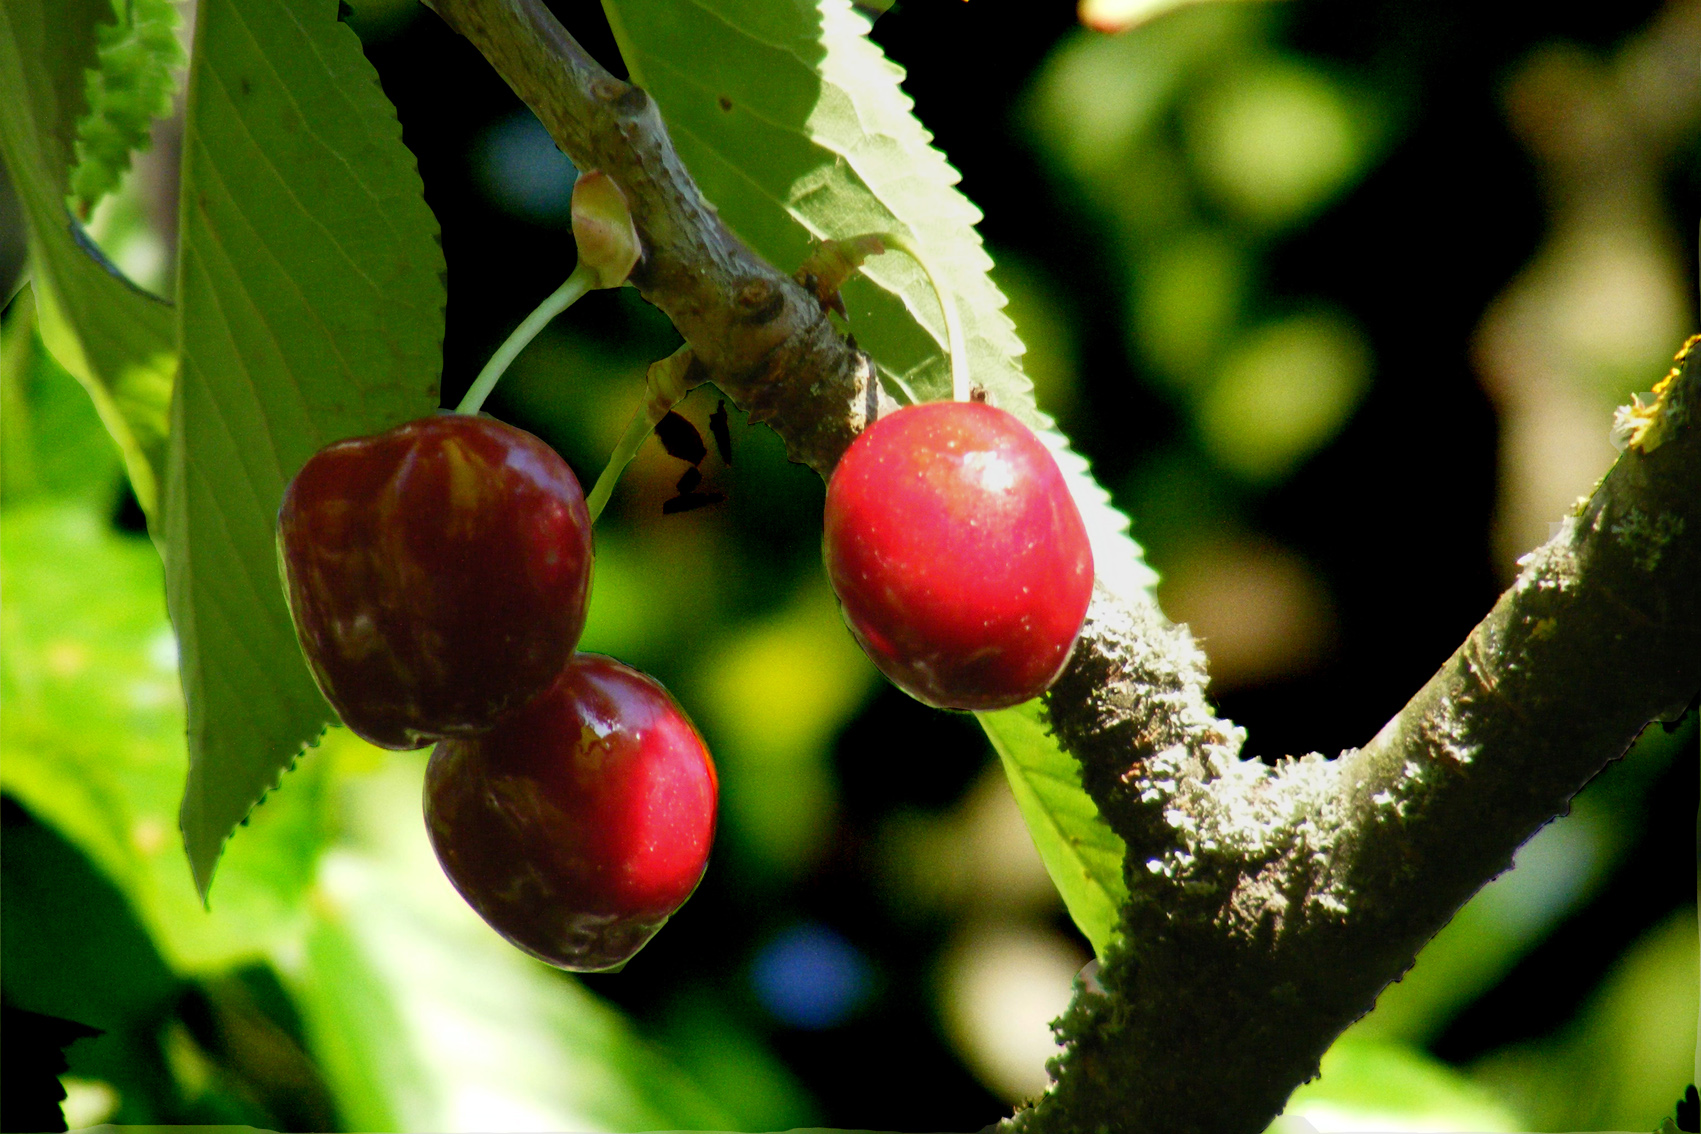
(1281, 1036, 1524, 1131)
(1471, 907, 1700, 1130)
(0, 286, 124, 508)
(168, 0, 445, 899)
(978, 700, 1128, 962)
(0, 0, 175, 520)
(69, 0, 186, 217)
(602, 0, 1150, 946)
(0, 501, 331, 972)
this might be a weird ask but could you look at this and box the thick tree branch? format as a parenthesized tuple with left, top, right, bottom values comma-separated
(422, 2, 1701, 1129)
(1023, 343, 1700, 1130)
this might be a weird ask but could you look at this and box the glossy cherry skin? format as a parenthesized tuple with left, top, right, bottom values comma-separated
(424, 653, 718, 971)
(822, 401, 1094, 711)
(277, 414, 593, 750)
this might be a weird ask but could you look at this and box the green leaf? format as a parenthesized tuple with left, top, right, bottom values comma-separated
(2, 799, 180, 1033)
(1, 804, 199, 1127)
(1473, 908, 1699, 1130)
(1281, 1037, 1525, 1131)
(0, 0, 176, 521)
(2, 286, 126, 508)
(602, 0, 1149, 947)
(0, 501, 332, 972)
(69, 0, 186, 218)
(979, 700, 1129, 962)
(168, 0, 445, 899)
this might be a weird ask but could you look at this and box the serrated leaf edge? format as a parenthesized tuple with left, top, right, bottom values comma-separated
(183, 722, 330, 904)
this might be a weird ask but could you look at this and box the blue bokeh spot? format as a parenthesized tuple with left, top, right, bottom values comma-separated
(750, 922, 875, 1030)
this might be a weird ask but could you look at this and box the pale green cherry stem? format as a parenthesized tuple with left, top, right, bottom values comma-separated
(585, 346, 695, 523)
(455, 261, 598, 416)
(584, 402, 660, 523)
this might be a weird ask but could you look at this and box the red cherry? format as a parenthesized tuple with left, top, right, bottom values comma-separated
(424, 653, 718, 971)
(277, 414, 593, 750)
(822, 401, 1094, 711)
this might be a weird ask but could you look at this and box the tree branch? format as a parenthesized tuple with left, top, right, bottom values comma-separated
(421, 2, 1701, 1128)
(422, 0, 890, 477)
(1025, 343, 1700, 1130)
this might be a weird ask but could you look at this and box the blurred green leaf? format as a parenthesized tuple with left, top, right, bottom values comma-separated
(68, 0, 185, 217)
(654, 989, 823, 1130)
(0, 502, 332, 972)
(691, 579, 877, 873)
(1196, 309, 1371, 483)
(1, 802, 191, 1125)
(1472, 908, 1699, 1131)
(0, 0, 176, 520)
(292, 910, 422, 1131)
(1, 291, 41, 499)
(168, 0, 445, 899)
(1184, 57, 1379, 230)
(1281, 1036, 1525, 1131)
(979, 700, 1129, 962)
(1, 286, 125, 508)
(1130, 229, 1250, 383)
(580, 522, 732, 677)
(2, 802, 179, 1032)
(1025, 7, 1254, 216)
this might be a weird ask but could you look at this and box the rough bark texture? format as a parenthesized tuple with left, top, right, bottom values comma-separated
(1024, 346, 1701, 1129)
(422, 1, 1701, 1128)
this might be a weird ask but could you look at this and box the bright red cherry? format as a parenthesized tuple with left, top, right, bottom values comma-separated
(822, 401, 1094, 711)
(277, 414, 593, 750)
(424, 653, 718, 971)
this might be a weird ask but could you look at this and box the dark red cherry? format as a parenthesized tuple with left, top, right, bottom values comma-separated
(822, 401, 1094, 711)
(424, 653, 718, 971)
(277, 414, 593, 750)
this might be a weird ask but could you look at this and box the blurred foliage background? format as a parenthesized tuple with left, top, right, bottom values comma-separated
(3, 0, 1700, 1130)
